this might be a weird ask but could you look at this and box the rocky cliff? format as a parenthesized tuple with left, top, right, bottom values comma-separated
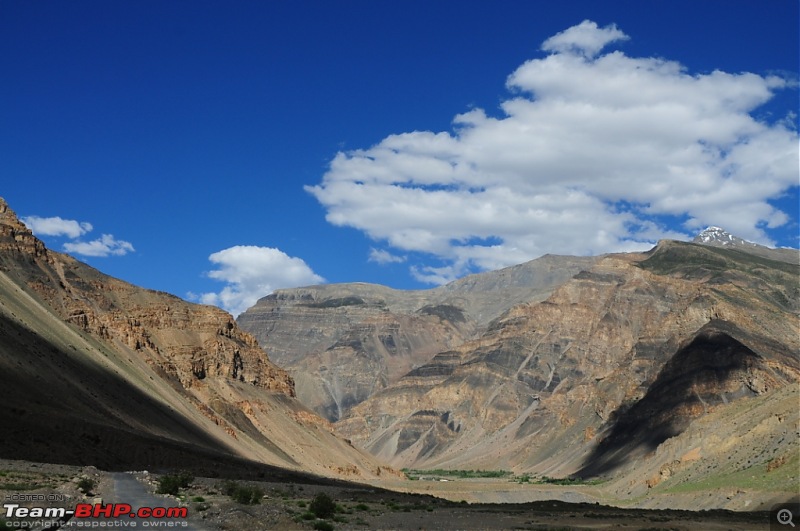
(332, 239, 799, 503)
(237, 256, 597, 421)
(0, 197, 387, 479)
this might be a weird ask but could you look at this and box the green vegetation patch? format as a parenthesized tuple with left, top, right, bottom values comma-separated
(157, 471, 193, 496)
(402, 468, 511, 479)
(220, 480, 263, 505)
(639, 241, 799, 278)
(310, 492, 336, 519)
(535, 475, 606, 486)
(77, 477, 96, 495)
(662, 452, 799, 494)
(0, 470, 57, 491)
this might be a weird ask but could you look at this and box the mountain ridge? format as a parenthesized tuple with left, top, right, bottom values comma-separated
(236, 228, 798, 509)
(0, 197, 389, 480)
(238, 254, 598, 421)
(691, 226, 799, 264)
(330, 240, 798, 508)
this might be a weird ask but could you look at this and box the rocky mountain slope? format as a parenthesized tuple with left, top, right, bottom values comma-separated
(236, 219, 799, 507)
(237, 255, 597, 421)
(0, 197, 387, 480)
(692, 226, 799, 264)
(332, 238, 799, 506)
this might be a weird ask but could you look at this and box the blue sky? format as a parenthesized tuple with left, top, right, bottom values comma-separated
(2, 1, 798, 316)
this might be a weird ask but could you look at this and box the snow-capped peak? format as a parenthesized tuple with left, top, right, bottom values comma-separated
(692, 227, 756, 247)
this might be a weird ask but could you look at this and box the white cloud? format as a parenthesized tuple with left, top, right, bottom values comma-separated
(21, 213, 135, 259)
(195, 245, 324, 316)
(368, 248, 406, 264)
(541, 20, 629, 58)
(63, 234, 135, 257)
(306, 20, 798, 284)
(21, 216, 93, 238)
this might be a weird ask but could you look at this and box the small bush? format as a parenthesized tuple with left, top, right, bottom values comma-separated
(220, 480, 238, 496)
(230, 484, 263, 505)
(310, 492, 336, 519)
(313, 521, 335, 531)
(297, 500, 307, 508)
(192, 496, 205, 502)
(77, 478, 95, 495)
(355, 503, 369, 511)
(300, 511, 316, 520)
(157, 471, 193, 496)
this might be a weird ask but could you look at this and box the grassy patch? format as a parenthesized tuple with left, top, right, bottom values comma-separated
(535, 475, 606, 486)
(402, 468, 511, 479)
(0, 470, 58, 491)
(662, 452, 800, 494)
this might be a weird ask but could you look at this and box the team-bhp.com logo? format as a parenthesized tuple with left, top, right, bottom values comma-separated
(3, 502, 188, 528)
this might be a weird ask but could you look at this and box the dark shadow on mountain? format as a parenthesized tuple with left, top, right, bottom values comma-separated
(0, 312, 311, 484)
(576, 324, 764, 478)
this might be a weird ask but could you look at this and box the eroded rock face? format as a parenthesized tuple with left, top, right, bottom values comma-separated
(335, 242, 800, 482)
(237, 256, 597, 421)
(0, 199, 294, 397)
(0, 198, 385, 479)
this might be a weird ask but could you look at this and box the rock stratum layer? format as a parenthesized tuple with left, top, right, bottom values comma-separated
(238, 255, 597, 421)
(0, 197, 387, 480)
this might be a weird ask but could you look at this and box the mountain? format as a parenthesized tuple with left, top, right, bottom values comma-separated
(0, 197, 387, 480)
(239, 228, 798, 509)
(333, 239, 799, 507)
(692, 226, 799, 264)
(237, 255, 597, 421)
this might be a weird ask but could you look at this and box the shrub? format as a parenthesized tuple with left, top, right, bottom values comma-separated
(220, 480, 238, 496)
(310, 492, 336, 519)
(157, 471, 193, 496)
(313, 521, 335, 531)
(230, 484, 263, 505)
(77, 478, 95, 495)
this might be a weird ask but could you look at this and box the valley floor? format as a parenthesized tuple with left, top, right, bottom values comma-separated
(0, 459, 784, 530)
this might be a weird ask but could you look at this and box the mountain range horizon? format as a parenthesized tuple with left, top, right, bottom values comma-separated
(1, 194, 798, 528)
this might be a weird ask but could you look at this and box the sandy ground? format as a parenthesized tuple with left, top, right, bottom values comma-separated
(0, 459, 779, 530)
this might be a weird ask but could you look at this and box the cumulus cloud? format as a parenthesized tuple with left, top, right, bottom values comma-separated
(21, 216, 93, 238)
(541, 20, 629, 58)
(306, 20, 798, 284)
(195, 245, 324, 316)
(22, 213, 134, 258)
(63, 234, 135, 257)
(368, 248, 406, 264)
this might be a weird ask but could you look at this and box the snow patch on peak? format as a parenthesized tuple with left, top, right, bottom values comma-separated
(693, 227, 756, 247)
